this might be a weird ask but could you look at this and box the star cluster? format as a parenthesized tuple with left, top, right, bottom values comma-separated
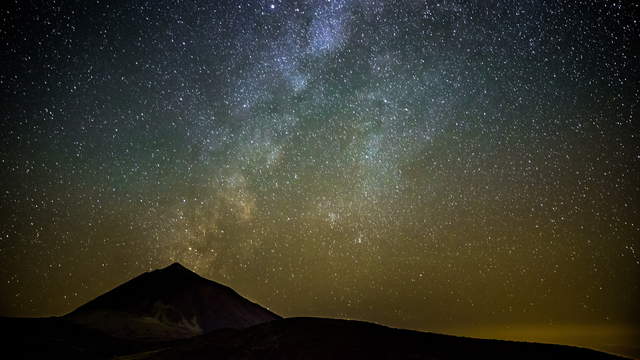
(1, 0, 638, 355)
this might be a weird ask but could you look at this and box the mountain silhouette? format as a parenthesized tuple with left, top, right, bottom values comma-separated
(1, 263, 630, 359)
(65, 262, 281, 339)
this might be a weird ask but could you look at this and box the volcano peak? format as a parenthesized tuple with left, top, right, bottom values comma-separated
(65, 263, 280, 339)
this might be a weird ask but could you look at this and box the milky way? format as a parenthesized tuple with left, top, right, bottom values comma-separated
(1, 0, 639, 355)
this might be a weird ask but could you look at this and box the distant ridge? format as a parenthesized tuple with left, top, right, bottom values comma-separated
(65, 262, 281, 339)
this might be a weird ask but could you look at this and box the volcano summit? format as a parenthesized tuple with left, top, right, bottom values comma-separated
(65, 262, 281, 339)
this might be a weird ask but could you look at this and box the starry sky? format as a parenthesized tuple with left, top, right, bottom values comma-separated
(1, 0, 639, 356)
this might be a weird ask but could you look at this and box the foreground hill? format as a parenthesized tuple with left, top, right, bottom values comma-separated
(2, 316, 627, 360)
(0, 316, 164, 359)
(117, 317, 628, 360)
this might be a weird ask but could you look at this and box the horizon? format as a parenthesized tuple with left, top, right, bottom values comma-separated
(5, 261, 637, 358)
(1, 1, 638, 359)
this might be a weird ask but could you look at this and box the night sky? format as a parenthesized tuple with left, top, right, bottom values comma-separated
(1, 0, 639, 355)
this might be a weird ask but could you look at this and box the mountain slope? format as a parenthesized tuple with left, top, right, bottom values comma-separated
(65, 263, 281, 339)
(0, 316, 170, 360)
(118, 317, 628, 360)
